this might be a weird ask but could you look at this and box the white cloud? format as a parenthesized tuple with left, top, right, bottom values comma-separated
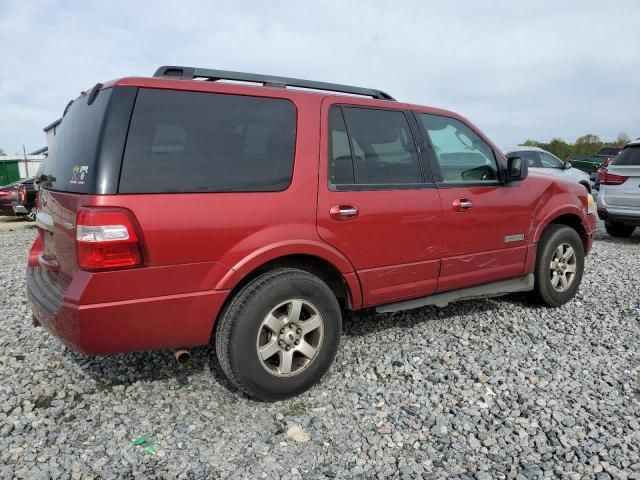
(1, 0, 638, 153)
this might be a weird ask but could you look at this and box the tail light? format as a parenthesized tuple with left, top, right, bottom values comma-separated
(76, 208, 144, 271)
(600, 170, 628, 185)
(18, 186, 26, 204)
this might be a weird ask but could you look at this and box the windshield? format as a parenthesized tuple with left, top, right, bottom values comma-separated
(40, 88, 113, 193)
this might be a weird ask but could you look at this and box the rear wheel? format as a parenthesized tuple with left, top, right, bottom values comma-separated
(533, 225, 585, 307)
(605, 221, 636, 238)
(215, 268, 341, 401)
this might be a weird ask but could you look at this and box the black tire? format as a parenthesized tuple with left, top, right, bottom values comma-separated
(533, 225, 585, 307)
(605, 221, 636, 238)
(215, 268, 341, 401)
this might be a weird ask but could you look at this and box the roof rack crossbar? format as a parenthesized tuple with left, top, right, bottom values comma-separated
(153, 66, 395, 101)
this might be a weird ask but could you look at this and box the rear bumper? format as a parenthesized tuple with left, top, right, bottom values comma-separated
(27, 266, 229, 355)
(12, 204, 29, 215)
(597, 209, 640, 226)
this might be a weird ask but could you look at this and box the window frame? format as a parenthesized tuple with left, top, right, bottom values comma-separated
(327, 104, 434, 191)
(414, 111, 506, 188)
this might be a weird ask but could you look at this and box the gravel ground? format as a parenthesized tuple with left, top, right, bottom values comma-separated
(0, 220, 638, 479)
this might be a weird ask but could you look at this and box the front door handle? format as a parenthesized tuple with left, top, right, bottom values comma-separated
(453, 198, 473, 211)
(329, 205, 359, 220)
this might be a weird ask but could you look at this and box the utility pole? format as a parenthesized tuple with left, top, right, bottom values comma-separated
(23, 145, 29, 177)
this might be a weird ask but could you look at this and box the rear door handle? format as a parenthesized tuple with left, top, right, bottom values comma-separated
(453, 198, 473, 211)
(329, 205, 359, 220)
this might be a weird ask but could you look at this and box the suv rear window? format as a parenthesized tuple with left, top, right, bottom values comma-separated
(598, 147, 622, 156)
(119, 89, 296, 193)
(612, 146, 640, 166)
(40, 88, 113, 193)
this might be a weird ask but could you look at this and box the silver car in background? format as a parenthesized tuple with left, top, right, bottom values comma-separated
(596, 139, 640, 237)
(503, 146, 592, 193)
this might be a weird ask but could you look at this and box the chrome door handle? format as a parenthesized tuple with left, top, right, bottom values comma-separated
(329, 205, 359, 220)
(453, 198, 473, 211)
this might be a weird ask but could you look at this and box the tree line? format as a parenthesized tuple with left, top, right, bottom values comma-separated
(520, 132, 632, 161)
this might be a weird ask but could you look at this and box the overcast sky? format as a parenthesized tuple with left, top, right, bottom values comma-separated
(1, 0, 638, 154)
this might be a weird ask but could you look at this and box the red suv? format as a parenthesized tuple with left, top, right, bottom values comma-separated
(28, 66, 596, 400)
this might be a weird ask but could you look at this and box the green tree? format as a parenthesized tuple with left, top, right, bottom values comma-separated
(614, 132, 631, 146)
(545, 138, 572, 160)
(573, 134, 602, 156)
(521, 139, 541, 147)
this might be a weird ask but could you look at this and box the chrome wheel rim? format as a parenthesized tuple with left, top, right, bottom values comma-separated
(549, 243, 577, 292)
(256, 299, 324, 377)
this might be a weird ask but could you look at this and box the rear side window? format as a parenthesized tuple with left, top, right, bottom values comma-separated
(41, 88, 113, 193)
(329, 106, 422, 186)
(613, 146, 640, 166)
(119, 89, 296, 193)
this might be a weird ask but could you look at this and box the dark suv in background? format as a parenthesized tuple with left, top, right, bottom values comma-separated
(28, 66, 595, 400)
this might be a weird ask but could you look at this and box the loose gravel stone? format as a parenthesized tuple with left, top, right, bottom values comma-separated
(0, 221, 638, 478)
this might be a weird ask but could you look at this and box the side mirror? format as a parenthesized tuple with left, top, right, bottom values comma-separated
(506, 156, 528, 182)
(563, 161, 571, 170)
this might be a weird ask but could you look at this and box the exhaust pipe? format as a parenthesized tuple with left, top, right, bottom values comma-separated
(173, 348, 191, 366)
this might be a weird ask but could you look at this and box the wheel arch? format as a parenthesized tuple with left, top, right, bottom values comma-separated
(579, 180, 592, 193)
(216, 241, 362, 310)
(536, 211, 588, 253)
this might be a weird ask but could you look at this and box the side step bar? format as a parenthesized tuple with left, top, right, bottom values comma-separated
(376, 274, 534, 314)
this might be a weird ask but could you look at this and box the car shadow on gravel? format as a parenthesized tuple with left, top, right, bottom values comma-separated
(342, 297, 506, 337)
(62, 293, 549, 399)
(63, 344, 241, 397)
(593, 233, 640, 245)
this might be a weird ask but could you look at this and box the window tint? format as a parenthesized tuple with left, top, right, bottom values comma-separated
(120, 89, 296, 193)
(41, 88, 113, 193)
(613, 146, 640, 166)
(420, 114, 499, 183)
(332, 107, 421, 185)
(598, 147, 622, 156)
(329, 108, 355, 184)
(538, 151, 563, 169)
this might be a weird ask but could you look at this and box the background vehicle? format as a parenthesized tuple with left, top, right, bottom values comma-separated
(0, 177, 36, 219)
(596, 140, 640, 237)
(12, 177, 37, 219)
(27, 66, 596, 400)
(503, 146, 592, 192)
(570, 146, 623, 180)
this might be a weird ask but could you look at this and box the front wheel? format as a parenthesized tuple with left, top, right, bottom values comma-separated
(533, 225, 585, 307)
(215, 268, 341, 401)
(605, 221, 636, 238)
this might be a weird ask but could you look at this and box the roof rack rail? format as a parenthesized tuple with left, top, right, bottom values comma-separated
(153, 65, 395, 101)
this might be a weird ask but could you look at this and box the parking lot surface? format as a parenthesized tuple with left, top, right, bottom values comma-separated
(0, 221, 638, 479)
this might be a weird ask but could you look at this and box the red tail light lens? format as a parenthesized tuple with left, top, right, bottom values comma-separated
(600, 170, 629, 185)
(76, 208, 143, 271)
(18, 186, 26, 203)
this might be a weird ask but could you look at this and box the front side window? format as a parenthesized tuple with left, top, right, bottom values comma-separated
(538, 151, 563, 169)
(329, 106, 422, 186)
(120, 89, 296, 193)
(420, 114, 499, 184)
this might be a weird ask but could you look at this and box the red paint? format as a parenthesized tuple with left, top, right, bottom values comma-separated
(27, 75, 595, 355)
